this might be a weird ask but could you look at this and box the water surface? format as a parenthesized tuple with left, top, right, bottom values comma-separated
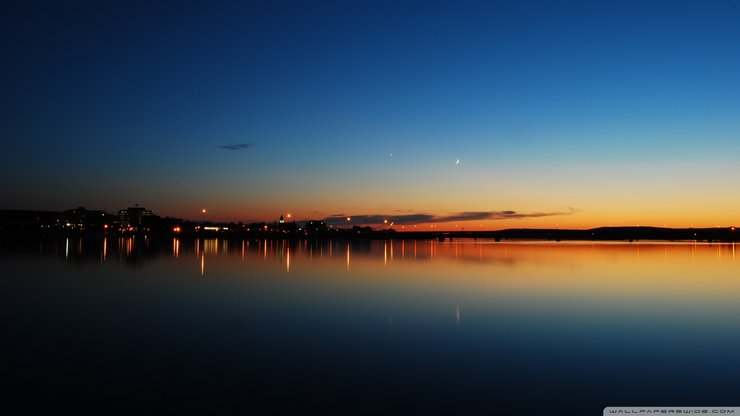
(2, 237, 739, 414)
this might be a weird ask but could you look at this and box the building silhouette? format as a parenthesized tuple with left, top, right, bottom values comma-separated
(118, 205, 155, 231)
(304, 220, 328, 234)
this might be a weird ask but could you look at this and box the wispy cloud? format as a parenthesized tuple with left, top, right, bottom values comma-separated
(323, 214, 434, 225)
(218, 143, 253, 151)
(322, 209, 577, 225)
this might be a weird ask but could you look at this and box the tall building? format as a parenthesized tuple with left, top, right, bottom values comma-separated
(118, 205, 155, 231)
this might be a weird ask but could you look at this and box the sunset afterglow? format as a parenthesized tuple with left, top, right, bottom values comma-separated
(2, 1, 738, 229)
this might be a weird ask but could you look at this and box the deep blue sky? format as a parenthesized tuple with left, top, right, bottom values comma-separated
(2, 0, 739, 227)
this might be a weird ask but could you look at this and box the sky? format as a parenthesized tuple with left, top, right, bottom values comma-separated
(2, 0, 739, 229)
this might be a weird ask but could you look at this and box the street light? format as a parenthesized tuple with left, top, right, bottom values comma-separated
(202, 209, 206, 225)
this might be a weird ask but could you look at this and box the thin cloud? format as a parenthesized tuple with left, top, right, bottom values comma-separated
(322, 209, 577, 225)
(323, 214, 435, 225)
(218, 143, 253, 150)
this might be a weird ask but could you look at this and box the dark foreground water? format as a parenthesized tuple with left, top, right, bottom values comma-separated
(2, 237, 739, 414)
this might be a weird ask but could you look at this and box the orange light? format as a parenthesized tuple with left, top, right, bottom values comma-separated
(173, 226, 181, 232)
(104, 224, 108, 229)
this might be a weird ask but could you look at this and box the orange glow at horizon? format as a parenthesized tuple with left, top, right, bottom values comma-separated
(159, 198, 738, 230)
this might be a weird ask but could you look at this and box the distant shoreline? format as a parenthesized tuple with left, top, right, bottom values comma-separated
(0, 226, 736, 243)
(1, 209, 736, 242)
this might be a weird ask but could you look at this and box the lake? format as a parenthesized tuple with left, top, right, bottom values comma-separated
(2, 237, 739, 414)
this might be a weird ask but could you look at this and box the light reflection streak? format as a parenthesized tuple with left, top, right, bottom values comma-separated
(203, 239, 218, 255)
(346, 242, 350, 271)
(102, 237, 107, 262)
(384, 241, 389, 265)
(201, 253, 205, 276)
(286, 246, 291, 273)
(65, 238, 69, 260)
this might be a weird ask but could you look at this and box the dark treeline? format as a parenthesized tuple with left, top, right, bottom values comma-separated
(334, 226, 737, 242)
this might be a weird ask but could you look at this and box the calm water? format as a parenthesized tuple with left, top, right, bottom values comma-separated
(2, 237, 739, 414)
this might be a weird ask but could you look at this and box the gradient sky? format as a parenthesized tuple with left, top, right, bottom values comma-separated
(2, 0, 739, 229)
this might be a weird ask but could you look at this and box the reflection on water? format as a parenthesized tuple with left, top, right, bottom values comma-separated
(38, 235, 740, 265)
(2, 236, 740, 414)
(39, 236, 740, 289)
